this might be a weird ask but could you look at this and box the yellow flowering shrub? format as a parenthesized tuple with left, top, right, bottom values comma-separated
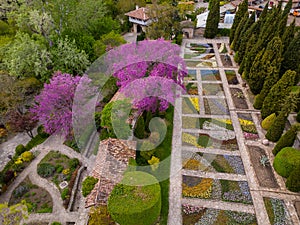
(62, 168, 70, 175)
(182, 133, 202, 148)
(182, 178, 213, 198)
(14, 157, 23, 165)
(148, 156, 160, 171)
(21, 151, 34, 162)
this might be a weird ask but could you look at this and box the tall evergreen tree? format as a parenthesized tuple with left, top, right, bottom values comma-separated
(232, 13, 249, 51)
(276, 0, 292, 37)
(281, 31, 300, 75)
(281, 19, 295, 53)
(204, 0, 220, 38)
(261, 70, 298, 119)
(238, 34, 256, 77)
(266, 91, 300, 142)
(248, 37, 283, 96)
(235, 12, 255, 53)
(229, 0, 248, 44)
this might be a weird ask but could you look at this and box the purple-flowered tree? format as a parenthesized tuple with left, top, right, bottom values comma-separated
(108, 39, 187, 113)
(31, 71, 93, 138)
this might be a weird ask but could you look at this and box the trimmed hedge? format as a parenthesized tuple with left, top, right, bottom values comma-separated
(286, 167, 300, 192)
(273, 147, 300, 178)
(261, 113, 276, 130)
(273, 125, 298, 155)
(82, 176, 98, 197)
(108, 171, 161, 225)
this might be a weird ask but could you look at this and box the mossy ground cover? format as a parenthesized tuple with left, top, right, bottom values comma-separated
(9, 176, 53, 213)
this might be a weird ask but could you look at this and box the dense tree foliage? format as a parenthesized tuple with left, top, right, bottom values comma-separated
(204, 0, 220, 38)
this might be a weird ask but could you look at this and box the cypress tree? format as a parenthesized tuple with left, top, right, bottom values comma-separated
(276, 0, 292, 37)
(273, 124, 298, 155)
(232, 13, 249, 51)
(281, 19, 295, 53)
(229, 0, 248, 44)
(261, 70, 298, 119)
(247, 49, 265, 93)
(204, 0, 220, 38)
(266, 92, 300, 142)
(281, 32, 300, 75)
(238, 33, 256, 76)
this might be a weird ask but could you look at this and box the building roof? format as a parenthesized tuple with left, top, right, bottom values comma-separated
(125, 7, 150, 21)
(85, 138, 136, 207)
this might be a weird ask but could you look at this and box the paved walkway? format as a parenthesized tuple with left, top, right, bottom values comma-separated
(169, 38, 300, 225)
(0, 135, 94, 225)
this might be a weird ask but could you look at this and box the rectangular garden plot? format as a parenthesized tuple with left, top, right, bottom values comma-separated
(182, 175, 253, 204)
(182, 151, 245, 175)
(202, 83, 224, 96)
(220, 54, 233, 67)
(182, 132, 239, 151)
(237, 113, 259, 140)
(182, 206, 257, 225)
(263, 197, 293, 225)
(182, 97, 200, 114)
(204, 98, 230, 115)
(217, 43, 228, 53)
(185, 83, 199, 95)
(230, 88, 248, 109)
(184, 69, 197, 81)
(225, 70, 239, 85)
(182, 117, 234, 130)
(201, 70, 221, 81)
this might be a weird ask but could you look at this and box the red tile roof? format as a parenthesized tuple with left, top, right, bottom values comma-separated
(125, 7, 150, 21)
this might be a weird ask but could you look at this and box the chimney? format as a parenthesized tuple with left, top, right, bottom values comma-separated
(136, 5, 139, 10)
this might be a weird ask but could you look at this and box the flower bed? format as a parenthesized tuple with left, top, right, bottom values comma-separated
(263, 197, 293, 225)
(202, 83, 224, 96)
(221, 180, 253, 204)
(182, 97, 200, 114)
(225, 70, 239, 85)
(184, 69, 197, 81)
(182, 207, 257, 225)
(182, 117, 233, 130)
(204, 98, 229, 115)
(186, 83, 199, 95)
(9, 176, 53, 213)
(201, 70, 221, 81)
(217, 43, 228, 53)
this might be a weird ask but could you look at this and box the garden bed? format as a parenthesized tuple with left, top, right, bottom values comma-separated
(201, 70, 221, 81)
(225, 70, 239, 85)
(220, 54, 233, 67)
(186, 83, 199, 95)
(202, 83, 224, 96)
(184, 69, 197, 81)
(182, 97, 200, 114)
(230, 88, 248, 109)
(204, 98, 229, 115)
(263, 197, 293, 225)
(182, 132, 239, 151)
(182, 151, 245, 175)
(182, 117, 233, 130)
(247, 146, 279, 188)
(9, 176, 53, 213)
(217, 43, 228, 53)
(182, 175, 252, 204)
(182, 206, 257, 225)
(237, 113, 259, 140)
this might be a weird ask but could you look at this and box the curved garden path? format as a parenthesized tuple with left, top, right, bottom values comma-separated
(0, 135, 94, 224)
(169, 37, 300, 225)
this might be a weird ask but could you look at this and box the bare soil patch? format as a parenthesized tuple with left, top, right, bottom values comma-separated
(230, 88, 248, 109)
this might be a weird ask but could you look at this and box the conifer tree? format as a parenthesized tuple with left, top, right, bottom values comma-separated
(235, 12, 255, 53)
(232, 13, 249, 51)
(261, 70, 298, 119)
(281, 19, 295, 53)
(276, 0, 292, 37)
(281, 31, 300, 75)
(273, 124, 299, 155)
(238, 34, 256, 77)
(250, 37, 282, 100)
(229, 0, 248, 44)
(204, 0, 220, 38)
(266, 92, 300, 142)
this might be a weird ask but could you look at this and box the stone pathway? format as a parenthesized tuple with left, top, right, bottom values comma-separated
(169, 38, 300, 225)
(0, 135, 95, 225)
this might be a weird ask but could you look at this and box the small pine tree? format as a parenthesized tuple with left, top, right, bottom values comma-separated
(204, 0, 220, 38)
(229, 0, 248, 43)
(261, 70, 298, 119)
(273, 125, 298, 155)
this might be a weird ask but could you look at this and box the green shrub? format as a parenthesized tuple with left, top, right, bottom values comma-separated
(37, 163, 56, 178)
(82, 176, 98, 197)
(286, 167, 300, 192)
(273, 147, 300, 178)
(15, 144, 27, 156)
(265, 113, 286, 142)
(61, 188, 69, 200)
(297, 111, 300, 123)
(13, 185, 29, 198)
(55, 164, 64, 173)
(51, 222, 62, 225)
(273, 126, 298, 155)
(108, 171, 161, 225)
(218, 28, 231, 37)
(139, 141, 156, 161)
(68, 158, 79, 170)
(261, 113, 276, 130)
(25, 134, 47, 150)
